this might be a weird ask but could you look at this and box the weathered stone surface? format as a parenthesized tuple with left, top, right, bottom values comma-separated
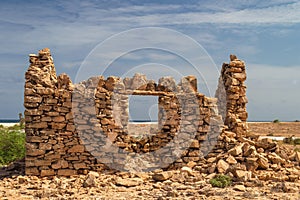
(226, 155, 237, 164)
(68, 145, 85, 153)
(73, 162, 87, 169)
(115, 177, 143, 187)
(228, 143, 244, 156)
(217, 159, 229, 173)
(257, 156, 269, 170)
(57, 169, 76, 176)
(152, 171, 173, 181)
(41, 169, 55, 177)
(131, 73, 148, 90)
(27, 149, 45, 156)
(233, 184, 246, 192)
(83, 171, 99, 187)
(295, 151, 300, 162)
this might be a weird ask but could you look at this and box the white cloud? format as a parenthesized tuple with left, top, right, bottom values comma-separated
(0, 0, 299, 120)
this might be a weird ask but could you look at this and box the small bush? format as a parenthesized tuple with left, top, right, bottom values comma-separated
(267, 133, 274, 136)
(0, 128, 25, 166)
(294, 147, 300, 152)
(283, 137, 300, 146)
(294, 138, 300, 145)
(7, 123, 24, 131)
(283, 136, 294, 144)
(273, 119, 280, 123)
(209, 174, 232, 188)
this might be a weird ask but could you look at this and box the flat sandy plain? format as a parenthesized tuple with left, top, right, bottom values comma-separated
(129, 121, 300, 137)
(248, 122, 300, 137)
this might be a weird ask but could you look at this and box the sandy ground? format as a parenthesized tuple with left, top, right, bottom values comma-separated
(127, 122, 300, 137)
(247, 122, 300, 137)
(0, 123, 18, 127)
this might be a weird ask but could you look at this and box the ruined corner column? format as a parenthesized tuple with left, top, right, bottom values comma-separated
(24, 48, 58, 176)
(217, 55, 248, 138)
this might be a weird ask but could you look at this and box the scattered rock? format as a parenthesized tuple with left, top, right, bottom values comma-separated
(152, 171, 173, 181)
(217, 159, 229, 173)
(233, 184, 246, 192)
(228, 143, 244, 156)
(180, 166, 194, 176)
(83, 171, 99, 187)
(115, 177, 143, 187)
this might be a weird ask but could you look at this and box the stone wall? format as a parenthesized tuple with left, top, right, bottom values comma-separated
(216, 54, 248, 137)
(24, 48, 246, 176)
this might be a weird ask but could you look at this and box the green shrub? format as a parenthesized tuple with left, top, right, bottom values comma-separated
(283, 136, 294, 144)
(273, 119, 280, 123)
(0, 128, 25, 166)
(283, 137, 300, 146)
(209, 174, 232, 188)
(7, 123, 24, 131)
(294, 138, 300, 145)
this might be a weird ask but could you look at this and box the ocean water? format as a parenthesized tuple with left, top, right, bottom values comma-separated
(0, 119, 19, 127)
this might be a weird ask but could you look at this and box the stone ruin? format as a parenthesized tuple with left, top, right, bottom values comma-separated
(24, 48, 300, 182)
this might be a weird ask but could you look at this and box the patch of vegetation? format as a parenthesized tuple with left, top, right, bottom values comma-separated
(209, 174, 232, 188)
(283, 136, 300, 146)
(0, 125, 25, 166)
(267, 133, 274, 136)
(294, 138, 300, 145)
(295, 120, 300, 122)
(7, 123, 25, 131)
(294, 147, 300, 152)
(273, 119, 280, 123)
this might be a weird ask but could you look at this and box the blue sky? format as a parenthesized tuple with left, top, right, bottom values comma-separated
(0, 0, 300, 121)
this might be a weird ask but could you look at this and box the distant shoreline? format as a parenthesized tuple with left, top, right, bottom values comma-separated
(0, 119, 19, 123)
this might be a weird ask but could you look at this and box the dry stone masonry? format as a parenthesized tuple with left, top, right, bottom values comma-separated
(24, 48, 299, 182)
(24, 48, 224, 176)
(216, 54, 248, 138)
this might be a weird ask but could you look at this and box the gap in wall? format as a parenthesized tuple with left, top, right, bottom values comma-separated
(127, 95, 159, 137)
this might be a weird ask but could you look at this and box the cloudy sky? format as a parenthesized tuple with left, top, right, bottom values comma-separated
(0, 0, 300, 121)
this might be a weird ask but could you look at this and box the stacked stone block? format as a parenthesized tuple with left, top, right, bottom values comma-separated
(216, 55, 248, 138)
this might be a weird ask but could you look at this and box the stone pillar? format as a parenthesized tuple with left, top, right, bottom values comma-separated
(217, 55, 248, 138)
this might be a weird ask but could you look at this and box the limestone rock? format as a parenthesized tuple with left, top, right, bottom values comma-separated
(257, 155, 269, 170)
(83, 171, 99, 187)
(295, 151, 300, 162)
(233, 184, 246, 192)
(131, 73, 147, 90)
(217, 159, 229, 173)
(180, 166, 194, 176)
(158, 76, 176, 91)
(228, 143, 244, 156)
(230, 54, 238, 61)
(152, 171, 173, 181)
(115, 177, 143, 187)
(226, 155, 237, 164)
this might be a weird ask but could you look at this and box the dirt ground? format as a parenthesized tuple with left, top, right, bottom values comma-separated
(247, 122, 300, 137)
(127, 122, 300, 137)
